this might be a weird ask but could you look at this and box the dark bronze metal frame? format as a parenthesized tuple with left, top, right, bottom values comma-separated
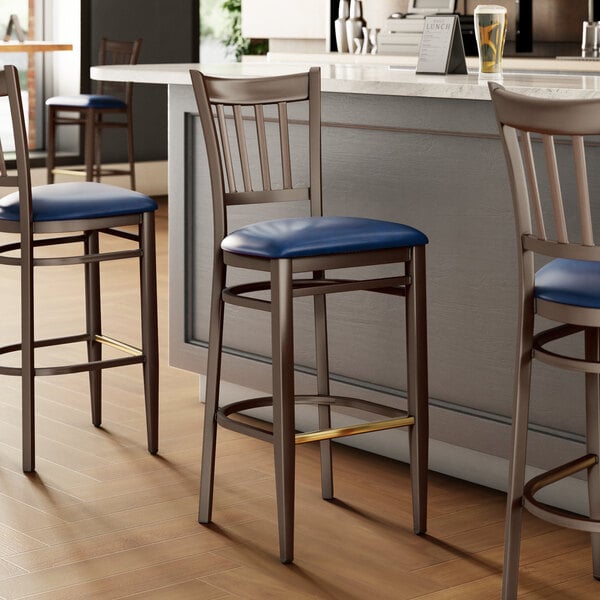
(190, 66, 429, 563)
(490, 82, 600, 598)
(46, 38, 142, 189)
(0, 64, 158, 473)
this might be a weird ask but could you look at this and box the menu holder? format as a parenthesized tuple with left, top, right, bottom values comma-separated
(3, 14, 25, 43)
(416, 15, 467, 75)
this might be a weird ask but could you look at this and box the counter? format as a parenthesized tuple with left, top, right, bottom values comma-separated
(92, 57, 600, 100)
(92, 59, 598, 512)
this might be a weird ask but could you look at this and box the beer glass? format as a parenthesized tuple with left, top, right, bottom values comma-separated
(474, 5, 507, 78)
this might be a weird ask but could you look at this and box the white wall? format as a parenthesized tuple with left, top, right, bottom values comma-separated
(241, 0, 328, 39)
(42, 0, 81, 151)
(43, 0, 80, 96)
(241, 1, 408, 40)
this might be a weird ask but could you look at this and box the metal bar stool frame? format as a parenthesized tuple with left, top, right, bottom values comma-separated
(46, 38, 141, 189)
(190, 66, 429, 563)
(0, 64, 158, 473)
(490, 82, 600, 598)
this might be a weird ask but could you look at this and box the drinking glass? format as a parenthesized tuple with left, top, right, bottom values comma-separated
(474, 5, 507, 78)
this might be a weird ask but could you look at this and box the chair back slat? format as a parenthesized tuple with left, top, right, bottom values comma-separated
(255, 105, 271, 191)
(216, 104, 237, 194)
(277, 102, 292, 189)
(233, 105, 252, 192)
(490, 82, 600, 262)
(521, 132, 546, 240)
(189, 67, 322, 244)
(573, 135, 594, 246)
(542, 134, 569, 244)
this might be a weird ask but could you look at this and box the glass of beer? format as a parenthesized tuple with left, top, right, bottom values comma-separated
(474, 5, 507, 78)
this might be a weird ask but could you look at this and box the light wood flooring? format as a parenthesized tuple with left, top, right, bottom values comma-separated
(0, 195, 597, 599)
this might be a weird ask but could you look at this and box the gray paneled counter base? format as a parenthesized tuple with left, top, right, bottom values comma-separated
(92, 61, 600, 513)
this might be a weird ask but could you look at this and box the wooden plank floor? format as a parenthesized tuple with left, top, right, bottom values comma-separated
(0, 196, 597, 599)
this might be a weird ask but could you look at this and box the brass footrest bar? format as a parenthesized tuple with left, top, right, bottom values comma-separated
(295, 416, 414, 444)
(216, 394, 414, 446)
(95, 335, 143, 356)
(523, 453, 600, 532)
(50, 167, 131, 178)
(51, 168, 88, 177)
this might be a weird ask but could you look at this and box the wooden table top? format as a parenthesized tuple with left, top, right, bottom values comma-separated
(0, 41, 73, 53)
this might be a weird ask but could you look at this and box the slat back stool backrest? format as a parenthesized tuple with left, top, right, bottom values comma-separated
(191, 67, 322, 247)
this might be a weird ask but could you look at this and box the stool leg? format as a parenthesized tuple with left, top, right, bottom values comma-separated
(272, 259, 295, 563)
(140, 214, 159, 454)
(126, 107, 136, 190)
(94, 114, 103, 182)
(406, 245, 428, 535)
(502, 282, 535, 600)
(198, 254, 226, 524)
(84, 109, 95, 182)
(585, 328, 600, 580)
(314, 270, 333, 500)
(84, 231, 102, 427)
(47, 106, 56, 184)
(21, 235, 35, 473)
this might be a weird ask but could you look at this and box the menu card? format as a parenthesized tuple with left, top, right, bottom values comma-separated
(416, 15, 467, 75)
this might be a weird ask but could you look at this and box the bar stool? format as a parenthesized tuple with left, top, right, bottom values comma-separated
(46, 38, 142, 189)
(489, 82, 600, 598)
(190, 67, 429, 563)
(0, 64, 159, 472)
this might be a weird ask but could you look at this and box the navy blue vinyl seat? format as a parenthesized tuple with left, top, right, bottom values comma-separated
(46, 38, 142, 190)
(536, 259, 600, 309)
(222, 216, 428, 259)
(46, 95, 127, 110)
(191, 67, 429, 565)
(0, 182, 157, 222)
(0, 64, 159, 474)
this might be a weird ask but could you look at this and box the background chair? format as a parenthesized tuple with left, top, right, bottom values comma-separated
(0, 64, 158, 472)
(46, 38, 142, 189)
(190, 66, 429, 563)
(490, 83, 600, 598)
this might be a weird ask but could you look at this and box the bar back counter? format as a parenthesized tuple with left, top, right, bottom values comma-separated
(93, 57, 600, 512)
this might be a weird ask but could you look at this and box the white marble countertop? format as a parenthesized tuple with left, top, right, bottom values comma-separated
(91, 55, 600, 102)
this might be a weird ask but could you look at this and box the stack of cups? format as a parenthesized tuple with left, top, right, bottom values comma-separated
(474, 5, 508, 79)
